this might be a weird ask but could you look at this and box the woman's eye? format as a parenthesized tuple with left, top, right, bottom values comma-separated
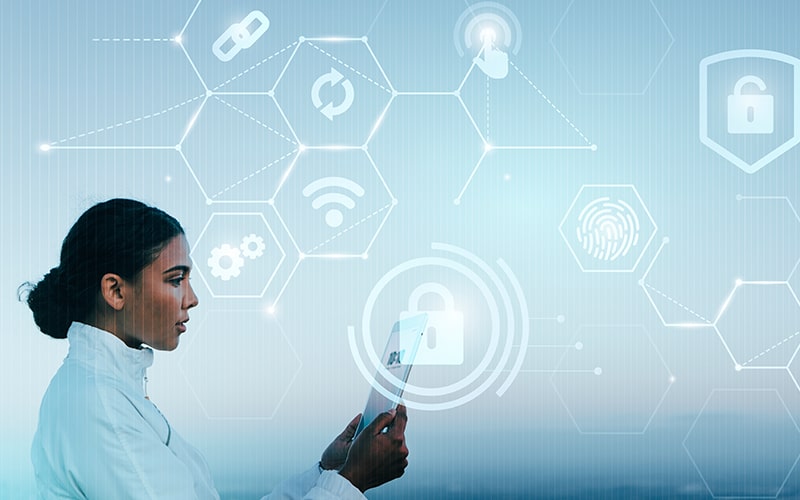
(169, 276, 185, 286)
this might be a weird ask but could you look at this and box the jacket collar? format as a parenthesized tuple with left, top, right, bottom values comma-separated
(66, 321, 154, 393)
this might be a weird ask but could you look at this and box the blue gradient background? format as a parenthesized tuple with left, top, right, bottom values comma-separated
(4, 1, 800, 498)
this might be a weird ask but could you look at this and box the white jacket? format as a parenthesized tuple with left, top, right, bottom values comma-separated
(31, 322, 365, 500)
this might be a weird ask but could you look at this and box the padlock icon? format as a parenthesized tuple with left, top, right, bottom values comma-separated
(727, 75, 774, 134)
(399, 282, 464, 365)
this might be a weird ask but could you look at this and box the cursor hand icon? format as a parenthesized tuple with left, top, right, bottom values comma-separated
(473, 35, 508, 80)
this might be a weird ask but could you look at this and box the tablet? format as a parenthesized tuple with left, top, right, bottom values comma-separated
(353, 313, 428, 437)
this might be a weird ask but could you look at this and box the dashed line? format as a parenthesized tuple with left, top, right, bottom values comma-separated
(211, 150, 298, 199)
(307, 202, 392, 254)
(212, 42, 298, 91)
(307, 42, 392, 95)
(212, 96, 297, 145)
(92, 38, 174, 42)
(51, 94, 206, 145)
(509, 61, 592, 145)
(644, 283, 712, 324)
(743, 330, 800, 366)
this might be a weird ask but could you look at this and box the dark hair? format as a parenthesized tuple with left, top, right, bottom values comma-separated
(20, 198, 185, 339)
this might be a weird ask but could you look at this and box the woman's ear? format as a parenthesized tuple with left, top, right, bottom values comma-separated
(99, 273, 127, 311)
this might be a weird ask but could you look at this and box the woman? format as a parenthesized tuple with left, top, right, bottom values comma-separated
(22, 198, 409, 499)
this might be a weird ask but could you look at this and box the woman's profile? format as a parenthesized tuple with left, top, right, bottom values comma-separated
(22, 198, 409, 499)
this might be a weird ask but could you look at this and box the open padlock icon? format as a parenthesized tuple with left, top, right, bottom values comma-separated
(399, 282, 464, 365)
(727, 75, 774, 135)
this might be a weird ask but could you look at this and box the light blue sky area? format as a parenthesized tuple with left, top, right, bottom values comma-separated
(3, 1, 800, 497)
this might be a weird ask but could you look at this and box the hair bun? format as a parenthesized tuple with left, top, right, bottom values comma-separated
(26, 267, 75, 339)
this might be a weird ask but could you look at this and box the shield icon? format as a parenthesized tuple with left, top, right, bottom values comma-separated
(700, 50, 800, 174)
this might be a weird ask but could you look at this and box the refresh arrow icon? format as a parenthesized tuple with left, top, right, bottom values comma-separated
(311, 67, 355, 121)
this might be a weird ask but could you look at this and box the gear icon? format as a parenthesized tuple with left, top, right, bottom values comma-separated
(240, 233, 266, 260)
(208, 244, 245, 281)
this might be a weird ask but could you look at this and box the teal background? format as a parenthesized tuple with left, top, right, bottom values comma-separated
(4, 1, 800, 497)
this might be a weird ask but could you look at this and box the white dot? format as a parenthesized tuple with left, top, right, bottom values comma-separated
(735, 364, 742, 371)
(594, 367, 603, 376)
(326, 209, 343, 228)
(484, 143, 493, 152)
(298, 252, 307, 261)
(453, 198, 461, 206)
(39, 144, 51, 152)
(574, 342, 583, 351)
(556, 315, 565, 324)
(669, 376, 676, 383)
(735, 194, 743, 201)
(735, 279, 743, 287)
(165, 176, 172, 183)
(266, 305, 275, 315)
(173, 35, 182, 44)
(361, 253, 368, 260)
(662, 236, 670, 244)
(590, 144, 598, 151)
(638, 279, 645, 286)
(503, 173, 511, 181)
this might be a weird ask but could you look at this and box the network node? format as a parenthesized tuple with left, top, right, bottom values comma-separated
(205, 89, 213, 98)
(594, 367, 603, 376)
(298, 36, 306, 43)
(391, 198, 398, 206)
(735, 279, 743, 287)
(557, 314, 566, 324)
(266, 305, 276, 315)
(205, 198, 213, 206)
(165, 176, 172, 183)
(736, 194, 743, 201)
(453, 198, 462, 206)
(574, 341, 583, 350)
(267, 199, 275, 206)
(298, 143, 306, 152)
(503, 173, 511, 181)
(484, 143, 493, 152)
(735, 364, 743, 371)
(361, 253, 368, 260)
(266, 90, 275, 97)
(298, 252, 307, 261)
(590, 144, 598, 151)
(361, 36, 368, 43)
(662, 236, 670, 244)
(39, 144, 51, 152)
(173, 35, 182, 44)
(669, 376, 676, 383)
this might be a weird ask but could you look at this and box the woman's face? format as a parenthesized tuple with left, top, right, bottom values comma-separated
(121, 235, 199, 351)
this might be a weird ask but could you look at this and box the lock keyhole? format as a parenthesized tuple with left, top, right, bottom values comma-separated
(747, 106, 755, 123)
(426, 327, 437, 350)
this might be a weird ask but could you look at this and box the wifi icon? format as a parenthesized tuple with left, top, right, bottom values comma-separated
(302, 176, 365, 228)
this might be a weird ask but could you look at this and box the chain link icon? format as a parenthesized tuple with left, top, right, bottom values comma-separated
(212, 10, 270, 63)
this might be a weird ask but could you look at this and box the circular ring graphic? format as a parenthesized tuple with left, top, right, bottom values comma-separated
(349, 243, 528, 411)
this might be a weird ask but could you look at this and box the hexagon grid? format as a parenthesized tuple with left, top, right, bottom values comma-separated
(179, 309, 301, 419)
(181, 94, 298, 203)
(274, 38, 393, 147)
(273, 149, 394, 257)
(191, 212, 285, 298)
(560, 184, 657, 273)
(683, 390, 800, 498)
(550, 0, 673, 95)
(551, 325, 672, 434)
(715, 282, 800, 369)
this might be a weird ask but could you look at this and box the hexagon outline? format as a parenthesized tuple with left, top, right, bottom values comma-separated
(559, 184, 658, 273)
(639, 235, 717, 328)
(714, 280, 800, 371)
(549, 0, 675, 96)
(550, 324, 674, 435)
(271, 36, 396, 148)
(178, 308, 302, 420)
(682, 388, 800, 499)
(699, 50, 800, 175)
(270, 148, 396, 258)
(191, 212, 286, 298)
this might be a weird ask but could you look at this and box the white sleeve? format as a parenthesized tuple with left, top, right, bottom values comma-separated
(262, 467, 365, 500)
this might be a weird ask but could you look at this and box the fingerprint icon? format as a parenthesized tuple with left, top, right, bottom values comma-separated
(576, 197, 640, 261)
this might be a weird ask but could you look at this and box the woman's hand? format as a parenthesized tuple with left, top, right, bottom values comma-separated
(338, 405, 409, 493)
(319, 414, 361, 471)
